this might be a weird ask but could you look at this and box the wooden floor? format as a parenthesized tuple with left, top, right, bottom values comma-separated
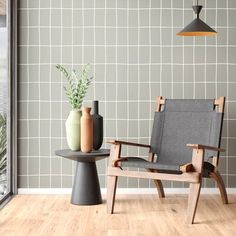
(0, 194, 236, 236)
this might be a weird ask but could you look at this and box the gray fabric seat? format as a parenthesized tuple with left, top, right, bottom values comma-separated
(121, 157, 215, 176)
(119, 99, 223, 174)
(121, 157, 182, 174)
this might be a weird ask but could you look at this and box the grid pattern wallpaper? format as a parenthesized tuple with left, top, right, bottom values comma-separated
(18, 0, 236, 189)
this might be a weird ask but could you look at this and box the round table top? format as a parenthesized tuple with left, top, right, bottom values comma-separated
(55, 149, 110, 162)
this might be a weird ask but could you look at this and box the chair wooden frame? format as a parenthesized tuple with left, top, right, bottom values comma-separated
(107, 96, 228, 224)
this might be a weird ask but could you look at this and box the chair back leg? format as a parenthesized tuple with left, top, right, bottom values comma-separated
(209, 171, 228, 204)
(153, 179, 165, 198)
(107, 175, 118, 214)
(186, 183, 201, 224)
(147, 169, 165, 198)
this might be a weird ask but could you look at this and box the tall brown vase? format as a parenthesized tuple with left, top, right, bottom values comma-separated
(81, 107, 93, 153)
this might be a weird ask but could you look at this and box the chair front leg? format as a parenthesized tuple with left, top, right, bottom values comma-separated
(107, 175, 118, 213)
(107, 144, 121, 214)
(186, 182, 202, 224)
(186, 148, 204, 224)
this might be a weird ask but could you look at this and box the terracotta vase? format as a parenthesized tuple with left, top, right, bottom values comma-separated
(81, 107, 93, 153)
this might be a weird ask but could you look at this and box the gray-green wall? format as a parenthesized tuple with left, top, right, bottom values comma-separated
(18, 0, 236, 189)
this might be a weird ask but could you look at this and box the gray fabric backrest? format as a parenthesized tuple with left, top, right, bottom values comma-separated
(150, 99, 223, 166)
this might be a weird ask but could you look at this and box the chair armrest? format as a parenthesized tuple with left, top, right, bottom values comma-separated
(180, 163, 193, 172)
(107, 140, 151, 148)
(187, 144, 225, 152)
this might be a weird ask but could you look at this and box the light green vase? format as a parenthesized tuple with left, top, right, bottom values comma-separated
(65, 110, 82, 151)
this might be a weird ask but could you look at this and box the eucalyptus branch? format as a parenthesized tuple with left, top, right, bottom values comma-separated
(56, 64, 93, 110)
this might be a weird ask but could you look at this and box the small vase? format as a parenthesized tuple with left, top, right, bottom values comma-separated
(81, 107, 93, 153)
(65, 110, 82, 151)
(92, 101, 103, 150)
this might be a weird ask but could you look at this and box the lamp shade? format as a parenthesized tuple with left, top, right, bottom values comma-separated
(177, 5, 217, 36)
(177, 18, 217, 36)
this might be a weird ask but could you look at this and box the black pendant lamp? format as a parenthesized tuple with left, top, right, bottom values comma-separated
(177, 0, 217, 36)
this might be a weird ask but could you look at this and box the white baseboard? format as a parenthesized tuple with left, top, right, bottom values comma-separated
(18, 188, 236, 195)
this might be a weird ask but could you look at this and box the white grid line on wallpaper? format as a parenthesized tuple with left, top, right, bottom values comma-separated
(49, 0, 52, 188)
(17, 155, 233, 158)
(71, 0, 75, 187)
(18, 26, 236, 31)
(38, 0, 41, 188)
(115, 0, 118, 143)
(17, 173, 236, 177)
(159, 0, 162, 96)
(204, 0, 207, 99)
(81, 0, 84, 65)
(182, 0, 185, 99)
(148, 0, 152, 188)
(17, 153, 233, 158)
(171, 0, 173, 99)
(16, 135, 235, 139)
(60, 0, 63, 188)
(215, 0, 218, 98)
(103, 0, 108, 184)
(203, 0, 207, 187)
(93, 0, 96, 100)
(17, 45, 236, 48)
(137, 0, 140, 189)
(192, 11, 196, 99)
(17, 118, 236, 122)
(18, 63, 236, 66)
(104, 0, 108, 187)
(213, 0, 218, 188)
(26, 0, 30, 188)
(17, 0, 236, 188)
(17, 81, 236, 85)
(16, 133, 236, 138)
(126, 0, 130, 189)
(18, 155, 234, 159)
(18, 7, 236, 11)
(170, 0, 174, 188)
(18, 174, 107, 177)
(226, 0, 229, 187)
(19, 25, 236, 28)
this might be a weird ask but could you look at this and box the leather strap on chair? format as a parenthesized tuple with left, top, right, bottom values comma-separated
(112, 157, 128, 167)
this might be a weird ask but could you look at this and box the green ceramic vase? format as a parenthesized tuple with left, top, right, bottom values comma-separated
(65, 110, 82, 151)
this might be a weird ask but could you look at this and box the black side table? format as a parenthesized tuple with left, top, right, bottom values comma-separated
(55, 149, 110, 205)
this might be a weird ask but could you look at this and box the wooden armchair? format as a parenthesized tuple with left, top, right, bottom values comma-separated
(107, 96, 228, 224)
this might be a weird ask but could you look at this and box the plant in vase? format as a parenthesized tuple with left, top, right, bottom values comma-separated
(56, 63, 93, 151)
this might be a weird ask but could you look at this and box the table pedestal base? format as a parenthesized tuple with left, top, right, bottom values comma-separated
(71, 162, 102, 205)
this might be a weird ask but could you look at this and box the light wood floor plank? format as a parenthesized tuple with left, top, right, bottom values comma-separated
(0, 194, 235, 236)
